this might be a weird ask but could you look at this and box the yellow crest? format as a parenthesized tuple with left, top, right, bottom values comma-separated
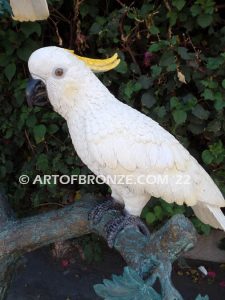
(66, 50, 120, 72)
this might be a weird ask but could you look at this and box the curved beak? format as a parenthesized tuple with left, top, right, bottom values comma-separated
(26, 78, 49, 107)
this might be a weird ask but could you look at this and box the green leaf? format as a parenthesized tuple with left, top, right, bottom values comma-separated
(149, 25, 159, 35)
(197, 14, 213, 28)
(146, 212, 156, 224)
(48, 124, 59, 134)
(17, 40, 40, 61)
(188, 123, 205, 135)
(130, 62, 141, 74)
(172, 0, 185, 11)
(159, 51, 176, 67)
(192, 104, 210, 120)
(33, 124, 47, 144)
(141, 92, 156, 109)
(4, 63, 16, 81)
(89, 22, 102, 35)
(26, 115, 37, 128)
(71, 167, 80, 175)
(151, 65, 162, 77)
(4, 128, 13, 139)
(170, 97, 180, 109)
(202, 88, 214, 100)
(155, 106, 166, 119)
(172, 110, 187, 124)
(20, 22, 41, 37)
(208, 80, 218, 89)
(154, 205, 163, 220)
(214, 98, 225, 110)
(177, 47, 190, 60)
(161, 201, 174, 215)
(207, 120, 221, 133)
(115, 60, 128, 74)
(36, 154, 49, 172)
(167, 11, 177, 26)
(0, 166, 6, 179)
(148, 43, 162, 53)
(124, 81, 141, 99)
(0, 54, 10, 67)
(199, 223, 211, 235)
(222, 79, 225, 89)
(206, 57, 224, 70)
(202, 150, 213, 165)
(167, 63, 177, 72)
(133, 82, 142, 92)
(190, 4, 201, 17)
(138, 75, 153, 89)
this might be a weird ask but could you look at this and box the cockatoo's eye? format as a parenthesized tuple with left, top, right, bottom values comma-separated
(54, 68, 64, 77)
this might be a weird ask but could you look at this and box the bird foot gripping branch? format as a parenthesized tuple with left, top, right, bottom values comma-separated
(89, 201, 209, 300)
(105, 214, 150, 248)
(88, 199, 150, 248)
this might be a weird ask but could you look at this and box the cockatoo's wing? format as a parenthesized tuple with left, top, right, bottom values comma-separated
(85, 100, 225, 230)
(10, 0, 49, 22)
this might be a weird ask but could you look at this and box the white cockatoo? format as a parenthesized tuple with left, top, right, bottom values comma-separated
(9, 0, 49, 22)
(26, 46, 225, 247)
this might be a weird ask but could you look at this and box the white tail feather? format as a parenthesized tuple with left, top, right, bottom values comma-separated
(192, 203, 225, 231)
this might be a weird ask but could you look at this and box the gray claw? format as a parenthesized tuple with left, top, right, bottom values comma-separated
(88, 199, 122, 226)
(106, 215, 150, 248)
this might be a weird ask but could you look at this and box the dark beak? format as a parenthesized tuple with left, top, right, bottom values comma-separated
(26, 78, 49, 107)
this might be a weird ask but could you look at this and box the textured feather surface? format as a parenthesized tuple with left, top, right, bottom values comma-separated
(10, 0, 49, 21)
(67, 92, 225, 213)
(70, 86, 225, 227)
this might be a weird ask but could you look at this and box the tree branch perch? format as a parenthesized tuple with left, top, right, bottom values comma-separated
(0, 193, 197, 300)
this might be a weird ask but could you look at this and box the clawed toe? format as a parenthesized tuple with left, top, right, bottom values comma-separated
(105, 215, 150, 248)
(88, 199, 123, 226)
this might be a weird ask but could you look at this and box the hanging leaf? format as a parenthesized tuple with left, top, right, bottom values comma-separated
(172, 0, 185, 11)
(33, 124, 47, 144)
(202, 150, 213, 165)
(4, 63, 16, 81)
(141, 92, 156, 109)
(197, 14, 213, 28)
(172, 110, 187, 125)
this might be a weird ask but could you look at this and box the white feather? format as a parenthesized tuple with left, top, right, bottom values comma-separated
(192, 203, 225, 230)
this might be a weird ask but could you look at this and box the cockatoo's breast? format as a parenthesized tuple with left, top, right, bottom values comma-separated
(66, 92, 118, 174)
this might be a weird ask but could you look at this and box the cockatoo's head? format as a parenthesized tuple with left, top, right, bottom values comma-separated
(26, 46, 120, 117)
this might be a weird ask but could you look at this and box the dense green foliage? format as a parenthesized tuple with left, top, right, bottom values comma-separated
(0, 0, 224, 234)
